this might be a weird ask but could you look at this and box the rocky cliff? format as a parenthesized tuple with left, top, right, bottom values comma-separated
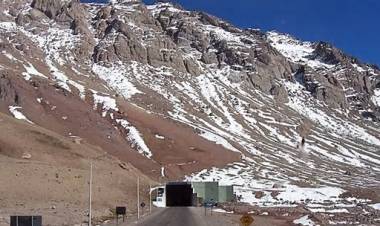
(0, 0, 380, 224)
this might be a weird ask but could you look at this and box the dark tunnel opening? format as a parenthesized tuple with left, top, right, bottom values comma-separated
(166, 182, 193, 207)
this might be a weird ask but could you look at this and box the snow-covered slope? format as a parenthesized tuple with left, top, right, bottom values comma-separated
(0, 1, 380, 223)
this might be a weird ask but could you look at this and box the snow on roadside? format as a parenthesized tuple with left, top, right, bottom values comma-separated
(8, 106, 33, 124)
(233, 185, 344, 208)
(212, 208, 233, 214)
(188, 164, 347, 208)
(116, 119, 152, 158)
(276, 186, 343, 203)
(293, 215, 316, 226)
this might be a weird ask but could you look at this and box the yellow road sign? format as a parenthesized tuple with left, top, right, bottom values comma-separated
(240, 214, 254, 226)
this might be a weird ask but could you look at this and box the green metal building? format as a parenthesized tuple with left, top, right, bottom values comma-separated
(218, 185, 234, 202)
(191, 182, 234, 204)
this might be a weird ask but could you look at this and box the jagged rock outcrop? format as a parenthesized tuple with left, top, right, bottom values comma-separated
(30, 0, 66, 19)
(311, 42, 349, 65)
(0, 73, 19, 106)
(1, 1, 380, 225)
(4, 0, 379, 114)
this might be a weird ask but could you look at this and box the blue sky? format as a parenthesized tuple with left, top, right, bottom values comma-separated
(82, 0, 380, 66)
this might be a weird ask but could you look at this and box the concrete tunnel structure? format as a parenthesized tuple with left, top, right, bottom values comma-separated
(153, 181, 234, 207)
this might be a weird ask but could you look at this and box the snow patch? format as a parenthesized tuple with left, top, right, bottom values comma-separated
(0, 22, 17, 31)
(161, 166, 165, 177)
(22, 63, 48, 81)
(3, 52, 19, 62)
(155, 134, 165, 140)
(285, 81, 380, 146)
(117, 119, 152, 158)
(370, 203, 380, 210)
(276, 186, 343, 203)
(267, 32, 333, 69)
(371, 88, 380, 107)
(8, 106, 33, 124)
(92, 91, 118, 117)
(212, 208, 233, 214)
(92, 63, 142, 99)
(200, 131, 240, 153)
(293, 215, 315, 226)
(69, 81, 86, 100)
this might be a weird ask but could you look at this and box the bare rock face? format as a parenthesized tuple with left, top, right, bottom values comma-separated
(0, 73, 19, 107)
(31, 0, 90, 29)
(7, 0, 379, 115)
(15, 9, 47, 26)
(93, 45, 119, 63)
(270, 83, 289, 103)
(31, 0, 66, 19)
(300, 71, 347, 109)
(311, 42, 349, 65)
(95, 6, 112, 20)
(113, 34, 148, 63)
(184, 58, 201, 76)
(201, 52, 218, 65)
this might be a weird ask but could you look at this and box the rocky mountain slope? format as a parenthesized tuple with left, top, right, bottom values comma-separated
(0, 0, 380, 225)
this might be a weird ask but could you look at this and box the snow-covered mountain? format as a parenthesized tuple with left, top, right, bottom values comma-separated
(1, 0, 380, 224)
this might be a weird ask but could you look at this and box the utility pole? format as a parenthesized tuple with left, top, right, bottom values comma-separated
(149, 183, 152, 214)
(89, 162, 93, 226)
(137, 177, 140, 220)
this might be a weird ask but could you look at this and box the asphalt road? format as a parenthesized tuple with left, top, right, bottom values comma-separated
(135, 207, 206, 226)
(120, 207, 292, 226)
(125, 207, 236, 226)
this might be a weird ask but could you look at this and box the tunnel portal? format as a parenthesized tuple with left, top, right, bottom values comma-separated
(165, 182, 193, 207)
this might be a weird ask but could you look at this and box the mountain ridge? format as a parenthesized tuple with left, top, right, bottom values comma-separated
(0, 0, 380, 225)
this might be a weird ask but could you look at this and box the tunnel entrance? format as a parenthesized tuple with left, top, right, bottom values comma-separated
(166, 182, 193, 207)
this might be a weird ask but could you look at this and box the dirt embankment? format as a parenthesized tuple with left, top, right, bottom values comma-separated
(0, 113, 153, 226)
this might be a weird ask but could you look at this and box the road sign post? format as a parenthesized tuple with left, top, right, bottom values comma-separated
(149, 184, 152, 214)
(137, 177, 140, 220)
(141, 202, 146, 215)
(204, 201, 214, 216)
(210, 199, 214, 216)
(240, 214, 254, 226)
(115, 207, 126, 225)
(89, 162, 93, 226)
(10, 216, 42, 226)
